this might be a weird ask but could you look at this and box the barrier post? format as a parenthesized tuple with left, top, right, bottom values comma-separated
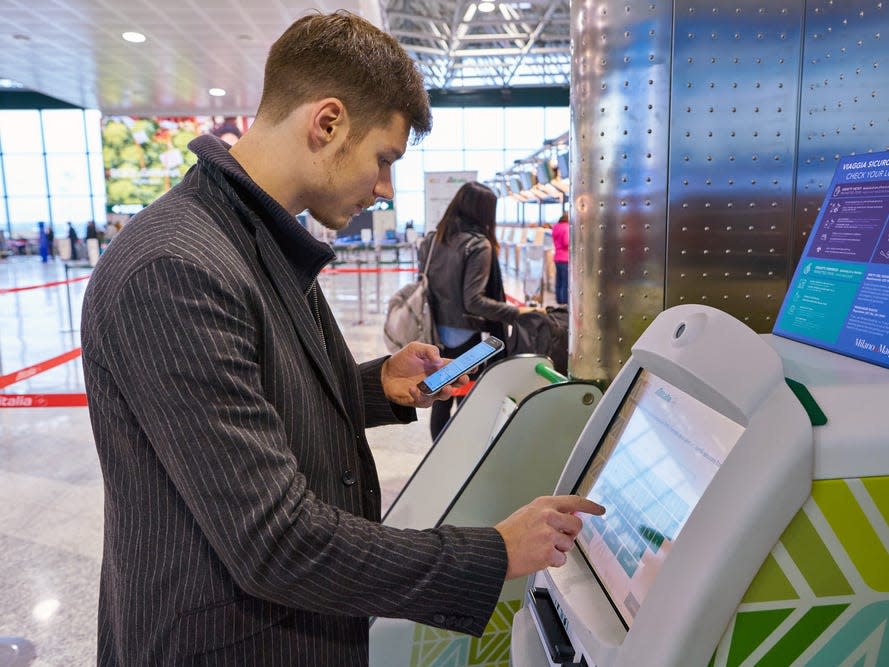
(64, 264, 76, 333)
(355, 258, 365, 325)
(374, 249, 382, 313)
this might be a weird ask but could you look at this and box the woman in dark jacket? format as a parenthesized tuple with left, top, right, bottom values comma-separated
(419, 181, 535, 440)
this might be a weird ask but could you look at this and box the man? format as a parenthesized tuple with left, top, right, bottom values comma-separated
(82, 11, 603, 665)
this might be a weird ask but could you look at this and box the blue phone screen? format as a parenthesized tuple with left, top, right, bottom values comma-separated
(421, 339, 502, 393)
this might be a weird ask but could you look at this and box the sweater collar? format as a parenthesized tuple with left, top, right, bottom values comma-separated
(187, 134, 335, 275)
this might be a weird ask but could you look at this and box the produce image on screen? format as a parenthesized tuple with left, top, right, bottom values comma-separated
(101, 115, 252, 207)
(572, 369, 744, 626)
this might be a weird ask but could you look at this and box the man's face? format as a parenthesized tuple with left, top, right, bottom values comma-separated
(308, 112, 409, 231)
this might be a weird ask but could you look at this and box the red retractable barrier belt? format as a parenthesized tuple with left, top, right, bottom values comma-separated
(0, 393, 88, 408)
(321, 266, 417, 274)
(1, 271, 92, 406)
(0, 274, 90, 295)
(0, 349, 88, 408)
(0, 348, 82, 389)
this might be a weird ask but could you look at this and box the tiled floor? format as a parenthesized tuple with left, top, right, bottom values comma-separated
(0, 250, 536, 665)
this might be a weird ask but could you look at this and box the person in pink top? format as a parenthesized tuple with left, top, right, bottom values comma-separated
(552, 212, 570, 305)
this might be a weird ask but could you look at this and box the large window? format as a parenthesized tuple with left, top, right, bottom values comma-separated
(394, 105, 568, 230)
(0, 108, 106, 239)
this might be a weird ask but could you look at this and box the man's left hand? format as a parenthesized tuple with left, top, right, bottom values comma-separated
(381, 342, 469, 408)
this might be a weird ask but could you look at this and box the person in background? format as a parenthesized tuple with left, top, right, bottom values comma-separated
(85, 220, 98, 241)
(45, 224, 55, 259)
(211, 117, 244, 146)
(552, 211, 570, 306)
(66, 222, 79, 260)
(37, 221, 49, 263)
(420, 181, 540, 440)
(80, 12, 603, 666)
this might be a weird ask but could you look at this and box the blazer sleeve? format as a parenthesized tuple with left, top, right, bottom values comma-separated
(99, 256, 507, 635)
(462, 239, 520, 324)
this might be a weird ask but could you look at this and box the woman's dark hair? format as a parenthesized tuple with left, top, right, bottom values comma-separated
(435, 182, 499, 251)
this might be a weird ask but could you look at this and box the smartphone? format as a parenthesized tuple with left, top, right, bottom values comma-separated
(417, 337, 505, 395)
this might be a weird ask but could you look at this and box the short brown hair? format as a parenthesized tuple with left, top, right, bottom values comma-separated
(258, 11, 431, 143)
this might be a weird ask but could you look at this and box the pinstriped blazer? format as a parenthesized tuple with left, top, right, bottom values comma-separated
(81, 135, 507, 666)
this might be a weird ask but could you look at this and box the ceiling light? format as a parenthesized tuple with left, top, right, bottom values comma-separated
(209, 88, 226, 97)
(478, 1, 496, 11)
(122, 31, 146, 43)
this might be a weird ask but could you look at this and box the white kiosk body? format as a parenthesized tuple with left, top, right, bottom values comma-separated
(511, 304, 815, 666)
(512, 304, 889, 666)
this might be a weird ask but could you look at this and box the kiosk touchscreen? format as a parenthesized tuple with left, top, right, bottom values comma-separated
(572, 369, 744, 626)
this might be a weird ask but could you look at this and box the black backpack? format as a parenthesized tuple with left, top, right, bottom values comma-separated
(507, 306, 569, 375)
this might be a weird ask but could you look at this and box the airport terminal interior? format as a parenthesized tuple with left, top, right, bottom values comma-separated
(3, 0, 889, 666)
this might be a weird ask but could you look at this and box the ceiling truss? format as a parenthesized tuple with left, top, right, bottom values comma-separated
(382, 0, 571, 90)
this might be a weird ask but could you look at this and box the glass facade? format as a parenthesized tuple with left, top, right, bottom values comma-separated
(394, 105, 569, 230)
(0, 104, 565, 238)
(0, 108, 106, 239)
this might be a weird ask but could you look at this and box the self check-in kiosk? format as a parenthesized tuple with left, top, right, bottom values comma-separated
(370, 355, 602, 667)
(512, 152, 889, 666)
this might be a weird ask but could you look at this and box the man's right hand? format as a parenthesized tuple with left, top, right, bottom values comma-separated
(494, 495, 605, 580)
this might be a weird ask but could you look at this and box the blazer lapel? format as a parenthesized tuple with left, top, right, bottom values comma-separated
(252, 222, 351, 423)
(189, 141, 352, 425)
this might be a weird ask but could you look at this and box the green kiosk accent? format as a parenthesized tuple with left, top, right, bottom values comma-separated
(369, 354, 603, 666)
(511, 152, 889, 666)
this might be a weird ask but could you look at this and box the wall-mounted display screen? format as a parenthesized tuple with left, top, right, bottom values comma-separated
(557, 151, 569, 179)
(537, 161, 553, 185)
(572, 369, 744, 627)
(774, 150, 889, 369)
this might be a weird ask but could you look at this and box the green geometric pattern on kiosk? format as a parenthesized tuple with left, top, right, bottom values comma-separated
(411, 599, 519, 667)
(861, 476, 889, 534)
(813, 479, 889, 592)
(780, 510, 851, 597)
(806, 601, 889, 666)
(710, 477, 889, 667)
(741, 554, 798, 604)
(726, 609, 793, 667)
(755, 604, 848, 666)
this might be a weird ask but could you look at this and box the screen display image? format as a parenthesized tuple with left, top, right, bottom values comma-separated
(417, 337, 504, 395)
(573, 369, 744, 626)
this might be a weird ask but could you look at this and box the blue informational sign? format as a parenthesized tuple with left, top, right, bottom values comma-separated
(774, 151, 889, 369)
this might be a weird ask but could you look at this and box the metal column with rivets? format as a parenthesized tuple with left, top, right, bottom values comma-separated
(569, 0, 889, 383)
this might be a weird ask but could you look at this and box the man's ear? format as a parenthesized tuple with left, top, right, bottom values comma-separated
(309, 98, 348, 149)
